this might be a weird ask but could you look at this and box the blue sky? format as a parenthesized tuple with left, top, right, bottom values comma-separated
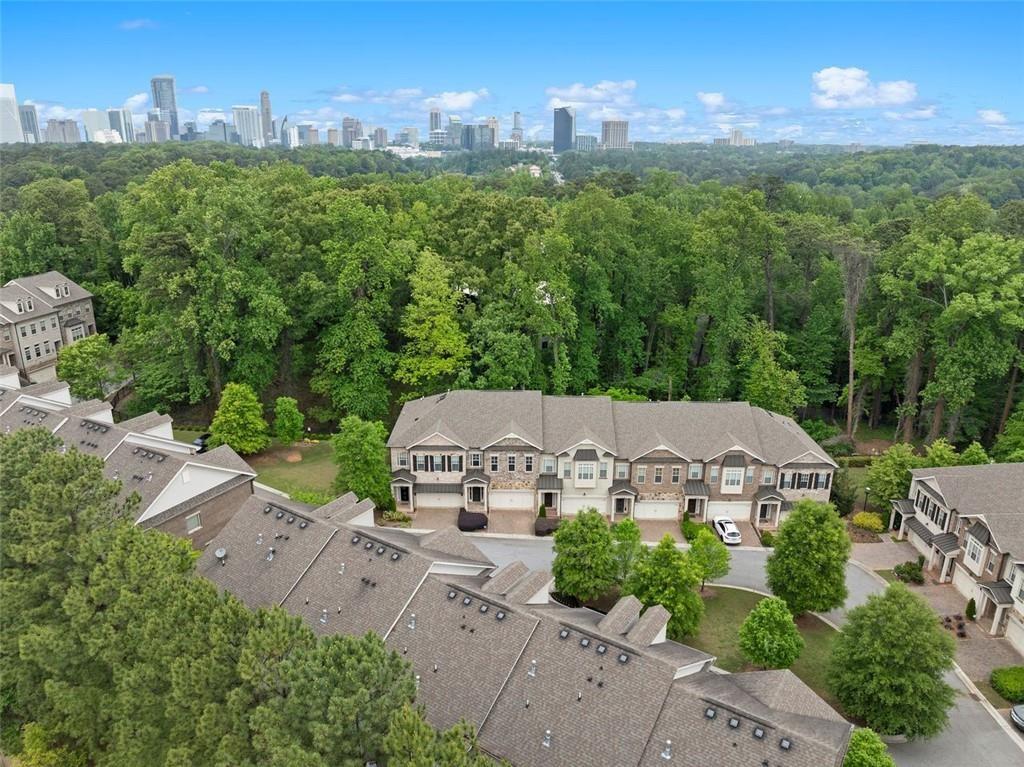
(2, 1, 1022, 145)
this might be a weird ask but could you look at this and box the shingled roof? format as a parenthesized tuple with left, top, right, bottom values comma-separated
(389, 390, 835, 467)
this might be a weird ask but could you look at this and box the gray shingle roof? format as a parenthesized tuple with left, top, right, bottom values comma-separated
(573, 447, 599, 461)
(390, 391, 835, 468)
(722, 453, 747, 467)
(462, 469, 489, 484)
(967, 520, 991, 547)
(191, 444, 256, 475)
(754, 486, 786, 502)
(116, 411, 173, 434)
(683, 479, 711, 496)
(391, 468, 415, 482)
(1, 271, 92, 323)
(415, 482, 462, 494)
(537, 474, 562, 490)
(933, 532, 960, 555)
(904, 516, 935, 545)
(980, 580, 1014, 606)
(609, 479, 639, 496)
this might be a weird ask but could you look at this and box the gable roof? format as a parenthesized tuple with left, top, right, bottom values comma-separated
(387, 390, 543, 451)
(1, 271, 91, 323)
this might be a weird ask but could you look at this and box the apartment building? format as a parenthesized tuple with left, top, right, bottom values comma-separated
(892, 463, 1024, 654)
(0, 271, 97, 382)
(387, 391, 836, 530)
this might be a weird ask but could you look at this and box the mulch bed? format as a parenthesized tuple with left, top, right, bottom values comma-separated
(846, 521, 881, 543)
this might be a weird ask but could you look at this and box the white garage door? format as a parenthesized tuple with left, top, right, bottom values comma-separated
(635, 501, 679, 520)
(415, 492, 461, 509)
(952, 564, 980, 602)
(707, 501, 751, 521)
(489, 490, 533, 510)
(561, 496, 604, 516)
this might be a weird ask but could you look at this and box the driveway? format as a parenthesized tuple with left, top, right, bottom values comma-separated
(471, 537, 1024, 767)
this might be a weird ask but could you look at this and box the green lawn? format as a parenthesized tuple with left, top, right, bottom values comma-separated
(974, 679, 1014, 709)
(875, 569, 898, 584)
(247, 440, 336, 501)
(173, 427, 206, 445)
(686, 586, 840, 708)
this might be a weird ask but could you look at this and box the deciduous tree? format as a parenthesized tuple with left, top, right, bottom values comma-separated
(272, 396, 305, 445)
(610, 517, 644, 585)
(688, 527, 730, 591)
(55, 333, 122, 401)
(331, 415, 394, 511)
(208, 382, 270, 455)
(766, 500, 850, 615)
(625, 534, 704, 639)
(552, 509, 616, 603)
(843, 728, 896, 767)
(738, 596, 804, 669)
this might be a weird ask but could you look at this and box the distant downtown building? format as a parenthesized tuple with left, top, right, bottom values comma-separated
(511, 110, 523, 145)
(714, 128, 756, 147)
(0, 83, 22, 144)
(206, 120, 231, 143)
(327, 127, 340, 146)
(107, 108, 135, 143)
(45, 119, 80, 144)
(553, 106, 576, 153)
(486, 116, 500, 143)
(259, 90, 274, 144)
(81, 109, 110, 142)
(342, 117, 362, 147)
(232, 106, 263, 148)
(145, 117, 171, 144)
(429, 107, 442, 132)
(395, 126, 419, 147)
(601, 120, 629, 149)
(19, 103, 40, 143)
(574, 134, 597, 152)
(150, 75, 180, 138)
(373, 127, 388, 148)
(446, 115, 462, 146)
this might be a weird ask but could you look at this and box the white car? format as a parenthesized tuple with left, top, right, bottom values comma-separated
(712, 516, 742, 546)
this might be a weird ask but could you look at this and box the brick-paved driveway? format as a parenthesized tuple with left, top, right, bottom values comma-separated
(852, 536, 917, 570)
(406, 507, 537, 536)
(635, 519, 683, 543)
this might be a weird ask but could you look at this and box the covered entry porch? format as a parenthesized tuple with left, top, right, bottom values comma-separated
(682, 480, 709, 520)
(751, 487, 786, 529)
(608, 480, 638, 520)
(977, 580, 1015, 637)
(537, 473, 563, 516)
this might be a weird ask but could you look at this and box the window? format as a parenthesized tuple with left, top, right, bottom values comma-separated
(19, 326, 26, 337)
(468, 486, 484, 503)
(26, 299, 33, 311)
(43, 340, 51, 355)
(966, 536, 983, 564)
(33, 344, 41, 358)
(654, 467, 663, 484)
(542, 457, 555, 473)
(30, 323, 37, 335)
(508, 455, 516, 472)
(414, 455, 427, 471)
(616, 463, 628, 479)
(745, 466, 754, 484)
(723, 468, 743, 489)
(62, 285, 70, 297)
(563, 462, 571, 479)
(709, 465, 719, 483)
(762, 468, 775, 485)
(986, 556, 996, 574)
(1016, 576, 1024, 603)
(577, 463, 595, 481)
(23, 346, 31, 360)
(671, 466, 681, 484)
(185, 513, 202, 533)
(636, 466, 647, 483)
(450, 455, 463, 472)
(524, 455, 533, 473)
(797, 473, 810, 489)
(491, 455, 499, 472)
(16, 300, 23, 313)
(470, 452, 482, 468)
(599, 462, 608, 479)
(50, 316, 57, 329)
(688, 463, 702, 480)
(398, 452, 408, 468)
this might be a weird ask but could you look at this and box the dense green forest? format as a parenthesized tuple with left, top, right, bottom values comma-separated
(1, 143, 1022, 448)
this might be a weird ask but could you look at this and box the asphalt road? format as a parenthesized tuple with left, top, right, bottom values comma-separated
(472, 536, 1024, 767)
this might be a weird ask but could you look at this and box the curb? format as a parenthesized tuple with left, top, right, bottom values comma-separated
(951, 664, 1024, 753)
(848, 557, 894, 589)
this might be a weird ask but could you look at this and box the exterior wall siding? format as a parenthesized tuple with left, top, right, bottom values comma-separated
(152, 479, 253, 550)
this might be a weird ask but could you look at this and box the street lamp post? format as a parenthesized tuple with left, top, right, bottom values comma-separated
(864, 486, 871, 512)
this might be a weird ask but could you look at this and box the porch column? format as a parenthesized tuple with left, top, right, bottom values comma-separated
(483, 485, 488, 513)
(940, 554, 954, 583)
(928, 546, 941, 572)
(991, 605, 1007, 636)
(897, 517, 908, 541)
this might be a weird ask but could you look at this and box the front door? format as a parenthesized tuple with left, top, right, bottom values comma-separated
(398, 486, 410, 504)
(759, 503, 772, 522)
(615, 497, 630, 516)
(543, 492, 555, 509)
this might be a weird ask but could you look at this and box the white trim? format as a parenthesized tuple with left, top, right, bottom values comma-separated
(407, 431, 468, 450)
(633, 443, 690, 462)
(778, 449, 838, 469)
(480, 431, 543, 451)
(135, 461, 253, 523)
(557, 438, 617, 458)
(705, 442, 765, 464)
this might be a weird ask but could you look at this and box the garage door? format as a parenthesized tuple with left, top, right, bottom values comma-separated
(706, 501, 751, 521)
(561, 496, 604, 516)
(952, 564, 979, 602)
(415, 492, 461, 509)
(489, 490, 533, 510)
(635, 501, 679, 520)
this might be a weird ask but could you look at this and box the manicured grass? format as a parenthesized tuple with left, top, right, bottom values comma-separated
(975, 679, 1014, 709)
(875, 569, 898, 584)
(248, 440, 336, 498)
(173, 427, 206, 445)
(685, 586, 840, 708)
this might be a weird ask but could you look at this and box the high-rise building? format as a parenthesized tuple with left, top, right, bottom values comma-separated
(145, 118, 171, 144)
(0, 83, 22, 144)
(91, 129, 123, 144)
(601, 120, 629, 150)
(327, 127, 340, 146)
(206, 120, 230, 143)
(447, 116, 462, 147)
(510, 110, 523, 146)
(307, 127, 320, 146)
(107, 108, 135, 143)
(81, 109, 110, 142)
(476, 124, 496, 150)
(428, 128, 447, 144)
(713, 128, 756, 147)
(373, 127, 388, 148)
(341, 117, 362, 148)
(486, 116, 500, 144)
(45, 119, 80, 144)
(553, 107, 576, 153)
(575, 134, 597, 152)
(232, 106, 263, 147)
(429, 108, 442, 132)
(19, 104, 40, 143)
(395, 126, 419, 147)
(180, 122, 200, 142)
(259, 90, 274, 144)
(150, 75, 180, 137)
(277, 116, 289, 146)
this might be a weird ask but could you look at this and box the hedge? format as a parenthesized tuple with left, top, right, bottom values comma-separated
(852, 512, 885, 533)
(990, 666, 1024, 703)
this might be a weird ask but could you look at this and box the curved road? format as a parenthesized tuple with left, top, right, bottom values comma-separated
(471, 536, 1024, 767)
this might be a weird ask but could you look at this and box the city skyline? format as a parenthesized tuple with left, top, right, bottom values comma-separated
(1, 2, 1022, 146)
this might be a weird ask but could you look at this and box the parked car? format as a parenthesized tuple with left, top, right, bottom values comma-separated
(1011, 704, 1024, 733)
(712, 516, 742, 546)
(192, 432, 212, 454)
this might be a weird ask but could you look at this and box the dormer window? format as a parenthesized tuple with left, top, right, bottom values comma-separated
(25, 299, 33, 311)
(62, 284, 70, 297)
(16, 300, 23, 313)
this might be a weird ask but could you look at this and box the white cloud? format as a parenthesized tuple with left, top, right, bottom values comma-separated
(978, 109, 1008, 125)
(195, 109, 229, 128)
(330, 87, 425, 105)
(123, 92, 148, 111)
(774, 125, 804, 139)
(186, 85, 210, 95)
(545, 80, 638, 110)
(811, 67, 917, 109)
(884, 106, 937, 121)
(119, 19, 157, 31)
(697, 91, 726, 110)
(422, 88, 489, 111)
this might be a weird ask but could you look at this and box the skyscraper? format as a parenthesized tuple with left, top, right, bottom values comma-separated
(45, 119, 80, 144)
(486, 116, 500, 144)
(553, 107, 576, 153)
(260, 90, 274, 144)
(373, 127, 388, 148)
(150, 75, 180, 137)
(0, 83, 22, 144)
(342, 117, 362, 148)
(447, 116, 462, 147)
(81, 109, 110, 142)
(145, 118, 171, 144)
(232, 106, 263, 147)
(429, 108, 442, 132)
(601, 120, 629, 149)
(327, 127, 340, 146)
(107, 108, 135, 143)
(574, 134, 597, 152)
(19, 104, 40, 143)
(510, 110, 523, 146)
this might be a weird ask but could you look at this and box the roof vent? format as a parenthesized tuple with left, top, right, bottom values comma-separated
(462, 596, 472, 606)
(407, 613, 416, 630)
(266, 548, 275, 562)
(542, 730, 551, 749)
(580, 637, 590, 648)
(257, 533, 263, 545)
(351, 535, 360, 544)
(728, 717, 739, 729)
(704, 707, 716, 719)
(596, 644, 607, 655)
(337, 563, 345, 575)
(447, 590, 457, 600)
(753, 727, 765, 740)
(365, 541, 374, 550)
(376, 545, 386, 555)
(390, 552, 400, 561)
(528, 659, 537, 677)
(559, 629, 569, 640)
(779, 738, 792, 751)
(495, 610, 506, 621)
(299, 521, 308, 529)
(275, 511, 284, 519)
(617, 652, 629, 664)
(263, 505, 272, 514)
(414, 674, 420, 690)
(479, 604, 489, 614)
(661, 740, 672, 760)
(214, 547, 227, 566)
(319, 609, 328, 625)
(286, 516, 295, 524)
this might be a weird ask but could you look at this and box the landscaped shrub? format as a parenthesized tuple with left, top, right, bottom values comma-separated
(538, 503, 547, 519)
(990, 667, 1024, 703)
(965, 598, 976, 621)
(381, 508, 412, 527)
(680, 511, 705, 542)
(892, 559, 924, 584)
(290, 489, 332, 506)
(759, 530, 775, 547)
(852, 512, 885, 533)
(826, 441, 854, 458)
